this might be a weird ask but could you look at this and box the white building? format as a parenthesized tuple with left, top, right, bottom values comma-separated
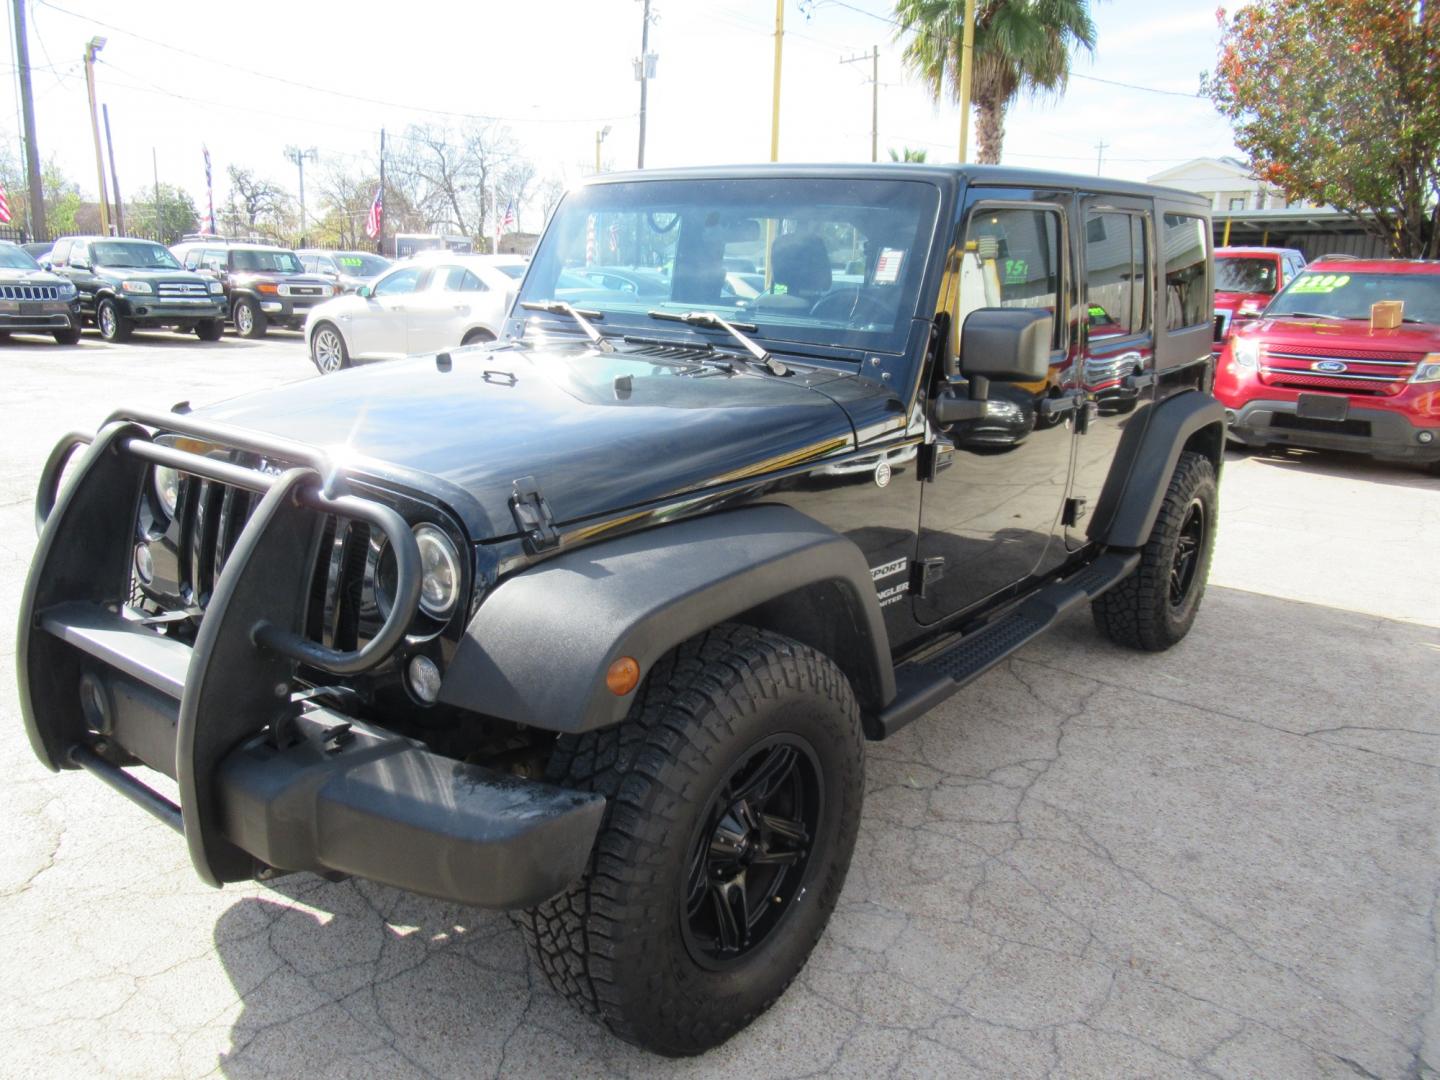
(1146, 157, 1318, 213)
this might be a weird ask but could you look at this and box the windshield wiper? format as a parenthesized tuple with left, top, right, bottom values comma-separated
(647, 310, 788, 376)
(1272, 310, 1350, 320)
(520, 300, 614, 352)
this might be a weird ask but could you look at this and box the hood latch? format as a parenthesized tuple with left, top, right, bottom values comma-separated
(510, 476, 560, 552)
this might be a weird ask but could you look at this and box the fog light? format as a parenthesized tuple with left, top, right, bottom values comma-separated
(1419, 430, 1435, 444)
(408, 655, 441, 704)
(134, 543, 154, 584)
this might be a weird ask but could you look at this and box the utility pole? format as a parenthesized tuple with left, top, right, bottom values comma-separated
(284, 146, 317, 244)
(956, 0, 976, 163)
(103, 104, 123, 235)
(636, 0, 652, 169)
(841, 45, 879, 163)
(152, 147, 159, 237)
(770, 0, 784, 161)
(84, 36, 110, 235)
(11, 0, 47, 240)
(1094, 139, 1108, 175)
(596, 125, 612, 174)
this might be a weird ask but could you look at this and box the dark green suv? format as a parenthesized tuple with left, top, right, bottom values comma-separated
(47, 236, 227, 342)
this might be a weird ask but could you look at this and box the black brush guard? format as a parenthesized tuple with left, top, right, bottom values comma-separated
(18, 409, 604, 909)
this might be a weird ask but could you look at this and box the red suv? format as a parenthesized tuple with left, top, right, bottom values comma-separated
(1215, 257, 1440, 469)
(1213, 246, 1305, 348)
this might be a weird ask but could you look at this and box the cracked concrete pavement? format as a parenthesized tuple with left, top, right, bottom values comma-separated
(1, 331, 1437, 1078)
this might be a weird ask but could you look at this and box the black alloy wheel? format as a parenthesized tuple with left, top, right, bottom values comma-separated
(681, 735, 822, 967)
(1169, 498, 1206, 609)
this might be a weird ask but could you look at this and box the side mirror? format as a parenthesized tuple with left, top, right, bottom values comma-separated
(959, 308, 1052, 383)
(69, 258, 90, 270)
(356, 284, 372, 298)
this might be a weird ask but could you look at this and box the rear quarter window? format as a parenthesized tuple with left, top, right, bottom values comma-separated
(1162, 214, 1208, 330)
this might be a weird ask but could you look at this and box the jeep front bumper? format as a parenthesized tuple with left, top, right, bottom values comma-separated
(19, 414, 603, 909)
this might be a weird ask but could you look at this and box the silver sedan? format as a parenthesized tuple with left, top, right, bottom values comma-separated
(305, 254, 526, 373)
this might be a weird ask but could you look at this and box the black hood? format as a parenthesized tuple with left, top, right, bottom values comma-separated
(93, 265, 207, 284)
(199, 342, 871, 539)
(0, 266, 69, 286)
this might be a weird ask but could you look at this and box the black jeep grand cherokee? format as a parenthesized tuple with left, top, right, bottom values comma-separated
(47, 236, 226, 342)
(21, 164, 1222, 1057)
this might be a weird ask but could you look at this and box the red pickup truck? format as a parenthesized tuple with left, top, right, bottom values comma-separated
(1213, 246, 1306, 348)
(1215, 257, 1440, 470)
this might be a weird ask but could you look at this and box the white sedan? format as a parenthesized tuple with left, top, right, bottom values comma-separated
(305, 254, 527, 373)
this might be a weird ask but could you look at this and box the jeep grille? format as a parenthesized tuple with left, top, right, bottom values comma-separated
(0, 283, 60, 300)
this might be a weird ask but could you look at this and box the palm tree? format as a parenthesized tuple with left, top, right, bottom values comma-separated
(888, 147, 930, 162)
(893, 0, 1097, 164)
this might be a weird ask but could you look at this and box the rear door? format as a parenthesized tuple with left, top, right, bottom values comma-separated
(404, 264, 488, 352)
(1067, 196, 1156, 549)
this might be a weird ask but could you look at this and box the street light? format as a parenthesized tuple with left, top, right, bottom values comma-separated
(83, 36, 110, 235)
(595, 126, 612, 174)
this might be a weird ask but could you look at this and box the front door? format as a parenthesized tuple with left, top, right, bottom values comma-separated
(1067, 197, 1157, 548)
(914, 195, 1078, 622)
(356, 265, 427, 357)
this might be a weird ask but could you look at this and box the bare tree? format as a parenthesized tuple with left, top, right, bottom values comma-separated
(226, 166, 291, 236)
(390, 121, 516, 240)
(537, 175, 568, 226)
(497, 159, 537, 231)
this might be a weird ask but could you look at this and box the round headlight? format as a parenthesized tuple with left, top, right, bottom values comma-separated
(153, 465, 180, 517)
(413, 524, 461, 618)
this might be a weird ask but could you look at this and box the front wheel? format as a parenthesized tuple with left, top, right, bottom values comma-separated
(96, 298, 132, 342)
(518, 624, 864, 1056)
(52, 327, 81, 345)
(1092, 450, 1218, 651)
(195, 318, 224, 342)
(233, 298, 266, 338)
(310, 323, 349, 373)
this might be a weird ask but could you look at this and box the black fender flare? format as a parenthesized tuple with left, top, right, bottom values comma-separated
(437, 504, 896, 734)
(1088, 389, 1225, 550)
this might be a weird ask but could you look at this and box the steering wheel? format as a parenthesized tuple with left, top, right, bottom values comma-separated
(808, 289, 892, 325)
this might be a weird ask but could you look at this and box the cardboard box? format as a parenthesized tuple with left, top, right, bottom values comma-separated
(1372, 300, 1404, 330)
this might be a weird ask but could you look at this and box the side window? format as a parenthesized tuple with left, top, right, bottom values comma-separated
(182, 249, 200, 270)
(202, 250, 226, 273)
(70, 242, 89, 266)
(373, 267, 425, 296)
(433, 266, 486, 292)
(1085, 213, 1137, 339)
(1162, 214, 1209, 331)
(958, 205, 1063, 349)
(50, 238, 72, 265)
(299, 254, 317, 273)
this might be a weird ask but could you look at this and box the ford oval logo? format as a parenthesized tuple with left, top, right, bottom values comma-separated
(1312, 360, 1348, 373)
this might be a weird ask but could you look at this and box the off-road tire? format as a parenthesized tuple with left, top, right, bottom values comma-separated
(96, 298, 132, 342)
(52, 327, 81, 345)
(517, 623, 865, 1057)
(195, 318, 224, 342)
(233, 298, 266, 338)
(1092, 450, 1217, 651)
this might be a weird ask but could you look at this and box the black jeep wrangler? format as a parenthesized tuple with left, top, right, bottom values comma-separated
(20, 165, 1221, 1056)
(46, 236, 227, 342)
(171, 241, 334, 338)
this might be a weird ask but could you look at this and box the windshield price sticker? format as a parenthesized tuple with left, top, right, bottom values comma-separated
(1290, 273, 1351, 294)
(875, 248, 905, 284)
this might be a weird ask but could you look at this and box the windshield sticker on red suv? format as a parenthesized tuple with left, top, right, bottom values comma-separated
(1290, 273, 1351, 294)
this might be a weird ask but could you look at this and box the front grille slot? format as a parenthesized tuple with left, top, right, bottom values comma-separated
(1259, 346, 1419, 397)
(157, 281, 208, 298)
(0, 283, 60, 300)
(1271, 413, 1372, 437)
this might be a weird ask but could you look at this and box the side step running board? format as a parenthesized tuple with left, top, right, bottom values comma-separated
(872, 551, 1140, 739)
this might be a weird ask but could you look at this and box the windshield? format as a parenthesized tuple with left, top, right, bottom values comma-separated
(517, 177, 941, 355)
(1216, 256, 1278, 294)
(336, 253, 390, 277)
(233, 249, 302, 273)
(1268, 270, 1440, 324)
(0, 244, 40, 271)
(92, 241, 180, 270)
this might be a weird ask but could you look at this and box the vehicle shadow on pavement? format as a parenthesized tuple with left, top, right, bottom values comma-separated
(207, 586, 1439, 1079)
(1228, 445, 1439, 489)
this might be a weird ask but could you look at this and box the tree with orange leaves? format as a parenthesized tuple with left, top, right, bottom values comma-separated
(1207, 0, 1439, 258)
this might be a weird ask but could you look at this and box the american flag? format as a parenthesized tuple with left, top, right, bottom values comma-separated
(364, 186, 383, 240)
(202, 145, 216, 234)
(501, 200, 516, 231)
(0, 183, 11, 225)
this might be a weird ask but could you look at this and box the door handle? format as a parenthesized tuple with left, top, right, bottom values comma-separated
(1038, 387, 1085, 417)
(1123, 370, 1157, 391)
(452, 304, 469, 313)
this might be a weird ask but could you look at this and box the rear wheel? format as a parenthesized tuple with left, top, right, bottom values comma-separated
(311, 323, 349, 373)
(96, 298, 132, 342)
(461, 327, 495, 347)
(195, 319, 224, 342)
(518, 624, 864, 1056)
(233, 298, 266, 338)
(1092, 450, 1218, 651)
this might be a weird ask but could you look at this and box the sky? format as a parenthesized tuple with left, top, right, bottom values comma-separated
(3, 0, 1242, 229)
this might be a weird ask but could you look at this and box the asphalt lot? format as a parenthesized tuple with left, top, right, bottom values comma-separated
(1, 328, 1437, 1079)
